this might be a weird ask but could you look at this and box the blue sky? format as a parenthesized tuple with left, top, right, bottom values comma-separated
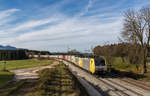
(0, 0, 149, 52)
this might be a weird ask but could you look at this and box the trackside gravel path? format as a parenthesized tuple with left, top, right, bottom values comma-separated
(10, 61, 59, 81)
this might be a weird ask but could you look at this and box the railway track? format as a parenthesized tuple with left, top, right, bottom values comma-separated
(95, 77, 129, 96)
(106, 73, 150, 94)
(96, 76, 145, 96)
(122, 78, 150, 91)
(63, 60, 150, 96)
(102, 78, 146, 96)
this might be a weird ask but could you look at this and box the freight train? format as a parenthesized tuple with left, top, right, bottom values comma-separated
(30, 54, 107, 74)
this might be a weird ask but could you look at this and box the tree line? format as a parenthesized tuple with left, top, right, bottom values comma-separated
(26, 50, 51, 55)
(0, 49, 52, 60)
(0, 50, 28, 60)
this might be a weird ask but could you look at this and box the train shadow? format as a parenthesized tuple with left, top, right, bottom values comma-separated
(97, 68, 146, 80)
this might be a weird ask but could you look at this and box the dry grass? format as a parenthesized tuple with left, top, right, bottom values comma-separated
(9, 63, 88, 96)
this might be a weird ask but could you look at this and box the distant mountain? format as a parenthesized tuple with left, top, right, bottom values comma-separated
(0, 45, 18, 50)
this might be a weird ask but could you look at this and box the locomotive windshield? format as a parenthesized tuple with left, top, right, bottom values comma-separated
(95, 58, 105, 66)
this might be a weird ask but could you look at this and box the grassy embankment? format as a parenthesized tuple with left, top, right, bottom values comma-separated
(0, 71, 14, 88)
(0, 81, 25, 96)
(111, 57, 150, 82)
(9, 63, 89, 96)
(0, 59, 52, 88)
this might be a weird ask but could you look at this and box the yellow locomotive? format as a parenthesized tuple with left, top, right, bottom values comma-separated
(65, 55, 106, 74)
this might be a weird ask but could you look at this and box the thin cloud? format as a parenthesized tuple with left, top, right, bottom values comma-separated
(0, 9, 19, 19)
(77, 0, 94, 17)
(0, 8, 20, 25)
(88, 0, 127, 15)
(10, 17, 61, 32)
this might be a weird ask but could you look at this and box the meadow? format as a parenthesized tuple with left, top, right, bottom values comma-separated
(111, 57, 150, 73)
(0, 59, 52, 70)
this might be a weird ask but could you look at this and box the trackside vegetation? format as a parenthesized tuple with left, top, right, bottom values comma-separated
(0, 80, 25, 96)
(111, 57, 150, 81)
(111, 57, 143, 72)
(0, 71, 14, 88)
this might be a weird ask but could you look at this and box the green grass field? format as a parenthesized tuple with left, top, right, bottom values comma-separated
(111, 57, 139, 72)
(111, 57, 150, 73)
(0, 59, 53, 88)
(0, 59, 53, 70)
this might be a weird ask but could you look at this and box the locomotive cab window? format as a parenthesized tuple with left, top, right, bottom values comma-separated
(95, 58, 105, 66)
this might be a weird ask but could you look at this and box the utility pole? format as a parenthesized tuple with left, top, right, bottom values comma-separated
(91, 45, 94, 53)
(67, 45, 71, 54)
(3, 53, 7, 71)
(3, 60, 6, 71)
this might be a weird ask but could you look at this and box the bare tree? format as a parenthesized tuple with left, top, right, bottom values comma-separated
(121, 7, 150, 73)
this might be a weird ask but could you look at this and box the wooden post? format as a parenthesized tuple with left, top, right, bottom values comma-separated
(3, 60, 6, 71)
